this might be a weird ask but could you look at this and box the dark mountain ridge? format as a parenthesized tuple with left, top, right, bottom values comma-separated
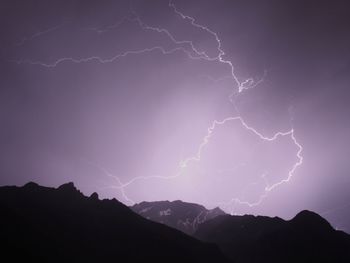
(195, 211, 350, 263)
(131, 200, 225, 235)
(132, 200, 350, 262)
(1, 182, 349, 263)
(0, 182, 229, 262)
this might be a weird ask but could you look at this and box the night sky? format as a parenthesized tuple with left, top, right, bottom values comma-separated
(1, 0, 350, 232)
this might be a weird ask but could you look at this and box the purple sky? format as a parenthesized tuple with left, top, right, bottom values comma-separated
(1, 0, 350, 232)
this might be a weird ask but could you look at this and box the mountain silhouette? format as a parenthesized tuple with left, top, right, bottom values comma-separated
(0, 182, 229, 262)
(133, 200, 350, 262)
(1, 182, 349, 263)
(132, 200, 225, 235)
(195, 211, 350, 263)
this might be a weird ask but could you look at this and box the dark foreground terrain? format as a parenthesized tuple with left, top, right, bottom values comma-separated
(132, 201, 350, 262)
(1, 182, 349, 263)
(195, 211, 350, 263)
(131, 200, 225, 235)
(0, 182, 228, 262)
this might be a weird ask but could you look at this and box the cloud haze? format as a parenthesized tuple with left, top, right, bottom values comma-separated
(1, 0, 350, 232)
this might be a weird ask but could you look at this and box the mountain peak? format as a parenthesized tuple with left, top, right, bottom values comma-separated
(90, 192, 99, 200)
(57, 182, 82, 197)
(58, 182, 77, 191)
(195, 209, 350, 262)
(23, 181, 40, 189)
(294, 209, 319, 218)
(132, 200, 226, 235)
(0, 182, 229, 262)
(210, 207, 225, 214)
(293, 210, 329, 223)
(291, 210, 333, 230)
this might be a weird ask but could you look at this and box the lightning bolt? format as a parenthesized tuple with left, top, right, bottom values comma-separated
(14, 21, 68, 46)
(13, 0, 304, 211)
(14, 46, 195, 67)
(83, 16, 130, 34)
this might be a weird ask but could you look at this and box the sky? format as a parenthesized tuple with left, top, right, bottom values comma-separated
(1, 0, 350, 232)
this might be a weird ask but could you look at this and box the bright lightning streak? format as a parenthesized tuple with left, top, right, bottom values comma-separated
(14, 21, 67, 46)
(13, 0, 304, 210)
(169, 0, 261, 93)
(13, 46, 196, 67)
(86, 159, 182, 205)
(83, 16, 130, 34)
